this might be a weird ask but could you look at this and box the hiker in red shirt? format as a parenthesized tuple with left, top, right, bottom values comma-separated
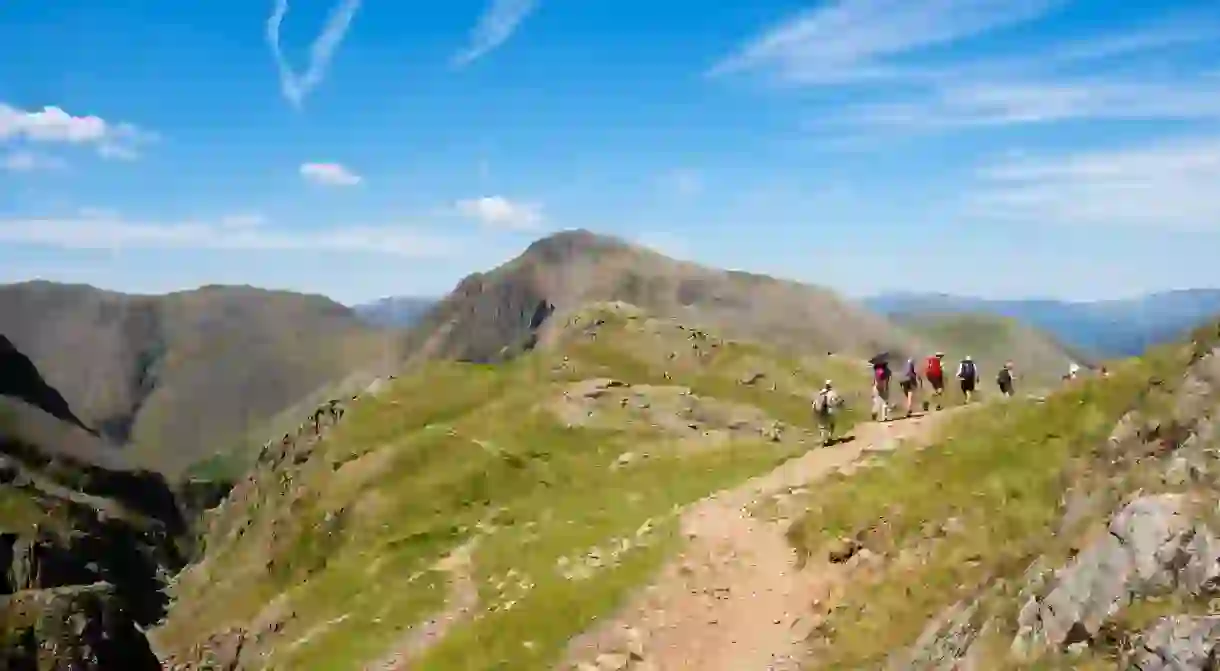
(923, 352, 946, 411)
(871, 361, 892, 421)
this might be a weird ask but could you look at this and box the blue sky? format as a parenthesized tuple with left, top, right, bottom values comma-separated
(2, 0, 1220, 304)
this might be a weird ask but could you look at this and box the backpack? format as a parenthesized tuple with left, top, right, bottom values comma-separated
(997, 368, 1012, 385)
(925, 356, 942, 378)
(960, 360, 976, 381)
(813, 391, 830, 414)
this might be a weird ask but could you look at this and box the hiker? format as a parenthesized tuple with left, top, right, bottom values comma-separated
(871, 360, 892, 421)
(957, 355, 978, 404)
(1068, 361, 1081, 380)
(1100, 366, 1110, 378)
(923, 352, 946, 411)
(900, 358, 920, 417)
(997, 361, 1015, 398)
(813, 380, 844, 446)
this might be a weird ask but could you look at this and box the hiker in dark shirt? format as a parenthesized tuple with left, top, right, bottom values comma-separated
(957, 355, 978, 404)
(997, 361, 1015, 398)
(900, 358, 921, 417)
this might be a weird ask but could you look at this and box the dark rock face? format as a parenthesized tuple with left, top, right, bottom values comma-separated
(0, 335, 97, 437)
(0, 334, 199, 668)
(406, 272, 556, 364)
(0, 582, 161, 670)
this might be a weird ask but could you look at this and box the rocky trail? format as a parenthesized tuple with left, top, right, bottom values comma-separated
(563, 409, 965, 671)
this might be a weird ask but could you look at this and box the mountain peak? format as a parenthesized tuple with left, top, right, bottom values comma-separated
(520, 229, 633, 265)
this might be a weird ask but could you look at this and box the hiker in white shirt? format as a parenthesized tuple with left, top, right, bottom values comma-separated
(813, 380, 844, 446)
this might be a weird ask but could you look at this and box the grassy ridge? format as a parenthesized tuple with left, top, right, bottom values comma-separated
(157, 305, 875, 670)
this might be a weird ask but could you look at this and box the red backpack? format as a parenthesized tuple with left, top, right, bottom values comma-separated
(925, 356, 942, 378)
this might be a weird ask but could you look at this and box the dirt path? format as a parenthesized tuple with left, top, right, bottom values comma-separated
(562, 410, 962, 671)
(365, 540, 480, 671)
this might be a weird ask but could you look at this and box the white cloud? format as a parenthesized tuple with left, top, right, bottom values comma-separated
(453, 0, 540, 67)
(0, 104, 150, 159)
(710, 0, 1061, 85)
(219, 213, 267, 229)
(77, 207, 120, 219)
(712, 3, 1220, 135)
(0, 214, 456, 258)
(300, 162, 362, 186)
(266, 0, 363, 107)
(839, 79, 1220, 139)
(455, 195, 543, 230)
(966, 135, 1220, 230)
(1, 151, 66, 173)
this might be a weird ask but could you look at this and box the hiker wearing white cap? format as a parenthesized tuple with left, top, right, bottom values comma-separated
(813, 380, 844, 446)
(957, 355, 979, 404)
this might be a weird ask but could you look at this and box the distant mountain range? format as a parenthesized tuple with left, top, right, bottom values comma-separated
(351, 296, 437, 329)
(0, 281, 403, 476)
(864, 289, 1220, 358)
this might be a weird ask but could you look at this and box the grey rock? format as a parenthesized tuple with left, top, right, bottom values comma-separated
(1179, 527, 1220, 596)
(1012, 495, 1189, 657)
(1130, 615, 1220, 670)
(887, 597, 982, 671)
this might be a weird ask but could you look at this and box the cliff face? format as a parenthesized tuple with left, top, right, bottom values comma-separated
(0, 334, 200, 669)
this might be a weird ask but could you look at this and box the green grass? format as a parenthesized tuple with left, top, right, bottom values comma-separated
(785, 344, 1187, 669)
(415, 431, 806, 670)
(160, 307, 863, 670)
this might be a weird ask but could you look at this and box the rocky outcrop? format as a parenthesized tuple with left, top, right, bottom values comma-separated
(0, 582, 161, 670)
(1011, 495, 1220, 658)
(1130, 615, 1220, 670)
(889, 340, 1220, 670)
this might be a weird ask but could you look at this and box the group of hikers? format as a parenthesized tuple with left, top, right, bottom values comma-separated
(811, 352, 1098, 445)
(875, 352, 1006, 419)
(810, 351, 1039, 446)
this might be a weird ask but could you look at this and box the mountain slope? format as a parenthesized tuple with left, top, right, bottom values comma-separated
(0, 281, 403, 476)
(890, 312, 1090, 387)
(153, 301, 881, 670)
(866, 289, 1220, 357)
(400, 229, 922, 366)
(0, 338, 197, 668)
(160, 304, 1220, 670)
